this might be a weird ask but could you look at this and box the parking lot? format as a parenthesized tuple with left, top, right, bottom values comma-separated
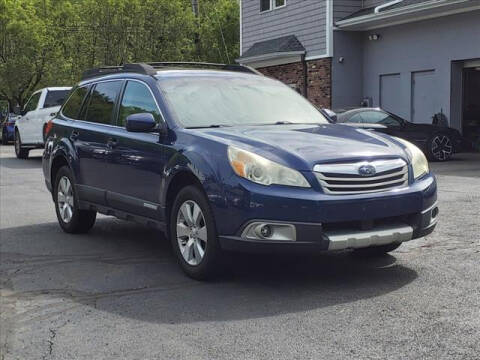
(1, 144, 479, 360)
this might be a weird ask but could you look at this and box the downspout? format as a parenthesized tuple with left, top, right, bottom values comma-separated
(374, 0, 404, 13)
(302, 54, 308, 98)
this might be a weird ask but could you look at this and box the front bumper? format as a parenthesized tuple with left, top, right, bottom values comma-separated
(219, 203, 437, 252)
(216, 173, 438, 253)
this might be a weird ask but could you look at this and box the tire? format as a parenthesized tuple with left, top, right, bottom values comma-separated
(353, 242, 402, 257)
(427, 133, 453, 162)
(14, 129, 29, 159)
(42, 124, 47, 143)
(0, 130, 5, 145)
(169, 185, 222, 280)
(54, 166, 96, 234)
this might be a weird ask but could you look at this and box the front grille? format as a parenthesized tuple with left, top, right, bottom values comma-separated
(313, 158, 408, 195)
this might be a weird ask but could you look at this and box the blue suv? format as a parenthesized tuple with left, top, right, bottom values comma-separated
(43, 62, 438, 279)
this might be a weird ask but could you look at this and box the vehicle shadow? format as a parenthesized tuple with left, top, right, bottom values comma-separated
(1, 218, 418, 324)
(0, 154, 42, 169)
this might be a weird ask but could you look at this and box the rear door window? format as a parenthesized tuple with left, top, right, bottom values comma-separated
(84, 81, 123, 125)
(44, 90, 70, 108)
(118, 81, 162, 127)
(348, 113, 364, 123)
(360, 111, 388, 124)
(360, 111, 403, 127)
(62, 87, 88, 119)
(24, 92, 41, 113)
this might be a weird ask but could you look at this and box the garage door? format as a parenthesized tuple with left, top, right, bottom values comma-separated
(411, 70, 437, 124)
(380, 73, 402, 116)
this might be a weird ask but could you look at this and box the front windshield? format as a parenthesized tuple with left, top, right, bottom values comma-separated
(157, 74, 328, 128)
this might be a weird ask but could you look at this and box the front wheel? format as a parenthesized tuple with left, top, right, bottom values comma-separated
(54, 166, 96, 233)
(353, 242, 402, 257)
(14, 130, 29, 159)
(428, 134, 453, 161)
(170, 185, 221, 280)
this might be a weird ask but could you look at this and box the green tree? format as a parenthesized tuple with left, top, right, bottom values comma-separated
(0, 0, 240, 108)
(197, 0, 240, 63)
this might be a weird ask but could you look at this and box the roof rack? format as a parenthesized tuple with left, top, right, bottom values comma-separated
(81, 62, 261, 80)
(147, 62, 262, 75)
(81, 63, 157, 80)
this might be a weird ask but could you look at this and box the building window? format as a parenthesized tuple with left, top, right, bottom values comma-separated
(260, 0, 270, 12)
(260, 0, 286, 13)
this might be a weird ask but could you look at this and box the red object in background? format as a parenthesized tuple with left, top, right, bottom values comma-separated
(44, 120, 54, 139)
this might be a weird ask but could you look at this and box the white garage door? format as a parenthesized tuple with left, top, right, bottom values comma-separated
(411, 70, 437, 124)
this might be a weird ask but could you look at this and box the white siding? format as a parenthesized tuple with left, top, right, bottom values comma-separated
(241, 0, 328, 58)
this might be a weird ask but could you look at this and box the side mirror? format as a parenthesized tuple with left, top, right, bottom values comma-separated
(321, 108, 337, 124)
(125, 113, 157, 133)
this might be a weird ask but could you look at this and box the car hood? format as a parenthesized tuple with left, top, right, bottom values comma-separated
(345, 121, 460, 135)
(194, 124, 408, 171)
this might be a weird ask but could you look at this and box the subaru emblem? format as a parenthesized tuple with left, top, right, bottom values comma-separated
(358, 164, 376, 177)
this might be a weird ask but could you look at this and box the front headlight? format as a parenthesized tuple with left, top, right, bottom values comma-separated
(227, 146, 310, 187)
(395, 138, 429, 179)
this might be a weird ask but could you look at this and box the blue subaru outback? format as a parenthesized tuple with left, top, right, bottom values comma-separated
(43, 62, 438, 279)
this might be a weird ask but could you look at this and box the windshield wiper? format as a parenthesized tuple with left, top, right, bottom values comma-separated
(252, 121, 323, 126)
(249, 121, 294, 126)
(185, 124, 231, 129)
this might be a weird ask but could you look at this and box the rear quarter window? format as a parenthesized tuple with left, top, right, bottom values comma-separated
(62, 87, 88, 119)
(44, 90, 70, 108)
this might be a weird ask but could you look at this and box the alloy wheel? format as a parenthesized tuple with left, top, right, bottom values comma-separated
(57, 176, 74, 223)
(431, 135, 452, 161)
(176, 200, 208, 266)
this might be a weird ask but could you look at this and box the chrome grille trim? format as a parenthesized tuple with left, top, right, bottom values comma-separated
(313, 158, 406, 175)
(313, 159, 409, 195)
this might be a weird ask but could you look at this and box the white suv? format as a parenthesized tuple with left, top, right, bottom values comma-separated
(15, 87, 71, 159)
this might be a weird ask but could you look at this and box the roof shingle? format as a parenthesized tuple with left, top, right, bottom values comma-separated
(239, 35, 305, 59)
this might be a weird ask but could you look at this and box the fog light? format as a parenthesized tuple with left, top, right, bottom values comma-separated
(260, 225, 272, 238)
(431, 207, 439, 219)
(241, 222, 296, 241)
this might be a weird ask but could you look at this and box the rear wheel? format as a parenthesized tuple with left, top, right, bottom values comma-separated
(42, 124, 47, 143)
(54, 166, 96, 233)
(169, 185, 221, 280)
(14, 129, 29, 159)
(428, 133, 453, 161)
(0, 130, 6, 144)
(353, 242, 402, 256)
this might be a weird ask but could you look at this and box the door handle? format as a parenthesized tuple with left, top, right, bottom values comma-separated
(107, 137, 118, 148)
(70, 130, 79, 141)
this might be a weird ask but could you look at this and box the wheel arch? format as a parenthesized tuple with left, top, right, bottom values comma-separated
(164, 170, 205, 225)
(50, 153, 70, 189)
(49, 136, 80, 181)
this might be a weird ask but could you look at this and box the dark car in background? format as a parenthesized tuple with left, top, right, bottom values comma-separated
(1, 113, 19, 144)
(335, 108, 467, 161)
(43, 63, 438, 280)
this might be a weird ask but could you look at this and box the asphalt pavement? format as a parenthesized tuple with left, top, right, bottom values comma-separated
(1, 145, 479, 360)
